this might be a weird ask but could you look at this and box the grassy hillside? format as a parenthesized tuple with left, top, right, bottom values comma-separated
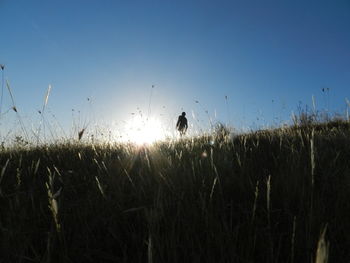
(1, 120, 350, 262)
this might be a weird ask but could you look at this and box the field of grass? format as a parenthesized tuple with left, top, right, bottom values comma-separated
(1, 120, 350, 262)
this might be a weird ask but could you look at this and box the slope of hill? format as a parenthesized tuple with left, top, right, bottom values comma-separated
(1, 120, 349, 262)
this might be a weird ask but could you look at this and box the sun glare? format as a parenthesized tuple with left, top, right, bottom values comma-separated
(123, 116, 166, 145)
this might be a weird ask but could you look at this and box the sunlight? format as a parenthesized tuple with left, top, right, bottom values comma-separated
(123, 115, 166, 145)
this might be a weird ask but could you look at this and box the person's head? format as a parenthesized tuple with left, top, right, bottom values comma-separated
(182, 112, 186, 116)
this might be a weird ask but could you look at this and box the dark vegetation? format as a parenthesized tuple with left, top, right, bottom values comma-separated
(1, 119, 350, 262)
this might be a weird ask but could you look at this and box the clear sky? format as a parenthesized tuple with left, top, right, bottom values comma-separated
(0, 0, 349, 142)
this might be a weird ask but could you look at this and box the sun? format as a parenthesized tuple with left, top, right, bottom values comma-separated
(123, 115, 166, 145)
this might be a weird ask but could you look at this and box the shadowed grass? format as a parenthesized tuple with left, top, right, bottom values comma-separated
(0, 120, 350, 262)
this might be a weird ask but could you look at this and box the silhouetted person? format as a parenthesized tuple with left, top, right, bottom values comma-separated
(176, 112, 188, 136)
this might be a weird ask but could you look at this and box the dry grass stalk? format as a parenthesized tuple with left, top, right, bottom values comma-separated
(315, 225, 329, 263)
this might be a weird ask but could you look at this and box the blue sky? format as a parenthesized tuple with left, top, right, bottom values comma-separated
(0, 0, 349, 141)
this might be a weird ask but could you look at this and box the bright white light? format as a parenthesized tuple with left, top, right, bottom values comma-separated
(123, 116, 166, 145)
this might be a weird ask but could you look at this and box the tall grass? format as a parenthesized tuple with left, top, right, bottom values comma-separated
(0, 118, 349, 262)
